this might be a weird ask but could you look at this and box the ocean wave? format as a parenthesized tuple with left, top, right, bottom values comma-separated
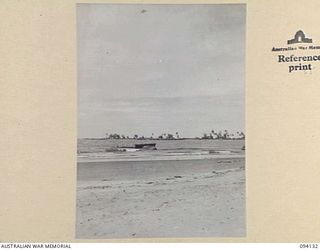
(209, 150, 234, 154)
(77, 149, 244, 163)
(163, 151, 211, 156)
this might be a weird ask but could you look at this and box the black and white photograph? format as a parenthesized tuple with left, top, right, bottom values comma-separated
(76, 3, 246, 238)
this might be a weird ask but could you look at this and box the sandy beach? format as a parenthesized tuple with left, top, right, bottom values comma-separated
(76, 157, 245, 238)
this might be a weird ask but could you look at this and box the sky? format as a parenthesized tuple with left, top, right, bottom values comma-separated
(77, 4, 246, 138)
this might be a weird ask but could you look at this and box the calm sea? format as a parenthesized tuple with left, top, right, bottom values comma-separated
(77, 139, 245, 163)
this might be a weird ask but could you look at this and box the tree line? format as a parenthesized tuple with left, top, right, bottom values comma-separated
(105, 130, 245, 140)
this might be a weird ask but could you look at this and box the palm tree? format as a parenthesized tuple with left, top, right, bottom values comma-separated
(202, 133, 210, 139)
(222, 130, 229, 139)
(175, 132, 179, 139)
(167, 133, 174, 140)
(239, 132, 245, 139)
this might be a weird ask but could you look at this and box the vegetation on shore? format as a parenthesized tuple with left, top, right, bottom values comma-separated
(104, 130, 245, 140)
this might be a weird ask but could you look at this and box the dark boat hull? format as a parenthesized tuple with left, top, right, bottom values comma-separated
(135, 143, 156, 149)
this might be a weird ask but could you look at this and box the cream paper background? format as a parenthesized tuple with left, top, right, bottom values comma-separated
(1, 0, 320, 242)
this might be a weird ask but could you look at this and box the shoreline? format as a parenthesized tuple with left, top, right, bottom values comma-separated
(77, 154, 245, 164)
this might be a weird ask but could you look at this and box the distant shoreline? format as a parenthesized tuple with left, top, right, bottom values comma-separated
(78, 138, 246, 141)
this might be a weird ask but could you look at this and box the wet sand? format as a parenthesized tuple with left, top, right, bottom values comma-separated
(76, 157, 245, 238)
